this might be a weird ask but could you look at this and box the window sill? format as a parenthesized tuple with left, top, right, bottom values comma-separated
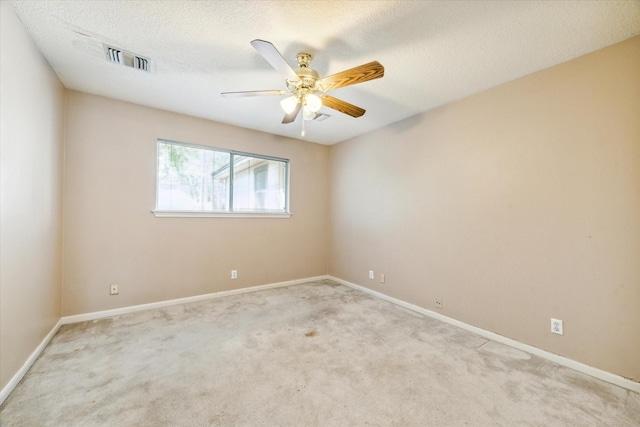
(151, 210, 292, 219)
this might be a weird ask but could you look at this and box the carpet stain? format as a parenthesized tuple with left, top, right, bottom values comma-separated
(305, 330, 317, 337)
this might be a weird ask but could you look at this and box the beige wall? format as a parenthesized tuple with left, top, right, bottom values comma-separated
(0, 3, 65, 391)
(63, 92, 329, 315)
(329, 37, 640, 380)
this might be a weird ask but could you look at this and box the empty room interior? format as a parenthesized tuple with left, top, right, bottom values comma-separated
(1, 1, 639, 425)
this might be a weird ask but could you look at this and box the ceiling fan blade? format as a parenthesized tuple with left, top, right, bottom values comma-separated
(320, 61, 384, 92)
(250, 39, 300, 82)
(282, 102, 302, 124)
(319, 95, 366, 118)
(221, 90, 286, 98)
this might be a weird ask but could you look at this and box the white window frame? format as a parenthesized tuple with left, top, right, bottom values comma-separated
(152, 139, 291, 218)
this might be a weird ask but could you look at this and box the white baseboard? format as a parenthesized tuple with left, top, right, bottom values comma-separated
(61, 275, 330, 325)
(329, 275, 640, 394)
(0, 318, 63, 406)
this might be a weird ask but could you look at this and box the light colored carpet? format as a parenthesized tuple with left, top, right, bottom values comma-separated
(1, 280, 638, 426)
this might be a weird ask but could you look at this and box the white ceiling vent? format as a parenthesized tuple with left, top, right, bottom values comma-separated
(104, 44, 152, 73)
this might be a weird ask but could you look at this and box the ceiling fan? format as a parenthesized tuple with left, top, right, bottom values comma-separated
(222, 39, 384, 134)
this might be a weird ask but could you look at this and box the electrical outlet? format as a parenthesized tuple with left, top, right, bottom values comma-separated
(231, 270, 238, 279)
(380, 273, 385, 283)
(551, 318, 563, 335)
(368, 270, 374, 280)
(435, 297, 442, 309)
(110, 284, 119, 295)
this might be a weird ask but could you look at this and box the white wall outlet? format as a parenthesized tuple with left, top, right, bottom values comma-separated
(110, 284, 119, 295)
(435, 297, 442, 309)
(231, 270, 238, 279)
(551, 318, 563, 335)
(380, 273, 385, 283)
(368, 270, 374, 280)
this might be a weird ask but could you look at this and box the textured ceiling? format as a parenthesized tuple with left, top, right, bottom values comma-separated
(9, 0, 640, 145)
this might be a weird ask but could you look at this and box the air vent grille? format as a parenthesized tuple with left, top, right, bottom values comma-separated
(106, 46, 123, 64)
(134, 56, 149, 72)
(103, 44, 152, 73)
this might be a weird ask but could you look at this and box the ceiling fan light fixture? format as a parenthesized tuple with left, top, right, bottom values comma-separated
(280, 96, 298, 114)
(305, 93, 322, 113)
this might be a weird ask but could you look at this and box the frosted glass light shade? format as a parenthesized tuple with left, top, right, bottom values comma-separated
(280, 96, 298, 114)
(305, 94, 322, 112)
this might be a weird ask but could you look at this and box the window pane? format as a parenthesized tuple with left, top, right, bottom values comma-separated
(211, 152, 231, 211)
(157, 142, 229, 211)
(232, 155, 287, 212)
(156, 140, 288, 214)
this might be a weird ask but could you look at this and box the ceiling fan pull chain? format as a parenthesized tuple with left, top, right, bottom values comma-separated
(301, 115, 305, 137)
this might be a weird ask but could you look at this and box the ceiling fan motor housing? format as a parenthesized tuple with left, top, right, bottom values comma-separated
(287, 57, 321, 98)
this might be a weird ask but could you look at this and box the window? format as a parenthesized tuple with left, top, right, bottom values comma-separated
(155, 140, 289, 216)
